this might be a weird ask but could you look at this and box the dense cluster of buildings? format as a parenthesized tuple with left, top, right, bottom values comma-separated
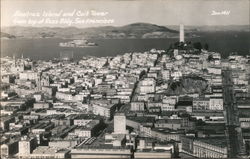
(1, 26, 250, 159)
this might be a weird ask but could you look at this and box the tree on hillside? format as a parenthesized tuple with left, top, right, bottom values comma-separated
(193, 42, 202, 51)
(204, 43, 209, 50)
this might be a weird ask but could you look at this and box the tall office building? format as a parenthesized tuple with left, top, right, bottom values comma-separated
(179, 24, 184, 42)
(18, 136, 37, 156)
(114, 113, 126, 134)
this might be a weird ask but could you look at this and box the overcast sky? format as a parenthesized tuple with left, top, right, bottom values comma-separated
(1, 0, 249, 27)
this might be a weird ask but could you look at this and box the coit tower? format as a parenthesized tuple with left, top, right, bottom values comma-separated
(179, 24, 184, 42)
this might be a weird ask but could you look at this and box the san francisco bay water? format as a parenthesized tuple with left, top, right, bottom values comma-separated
(1, 31, 249, 60)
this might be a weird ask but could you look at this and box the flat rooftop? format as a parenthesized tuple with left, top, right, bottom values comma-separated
(195, 137, 227, 148)
(127, 116, 155, 123)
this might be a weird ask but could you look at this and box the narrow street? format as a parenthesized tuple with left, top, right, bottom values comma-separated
(222, 69, 246, 158)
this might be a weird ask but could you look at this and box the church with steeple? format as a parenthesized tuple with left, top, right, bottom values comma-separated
(10, 55, 25, 73)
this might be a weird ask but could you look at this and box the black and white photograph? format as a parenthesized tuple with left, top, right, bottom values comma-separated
(1, 0, 250, 158)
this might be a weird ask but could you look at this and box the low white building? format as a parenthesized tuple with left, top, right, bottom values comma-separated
(209, 98, 223, 110)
